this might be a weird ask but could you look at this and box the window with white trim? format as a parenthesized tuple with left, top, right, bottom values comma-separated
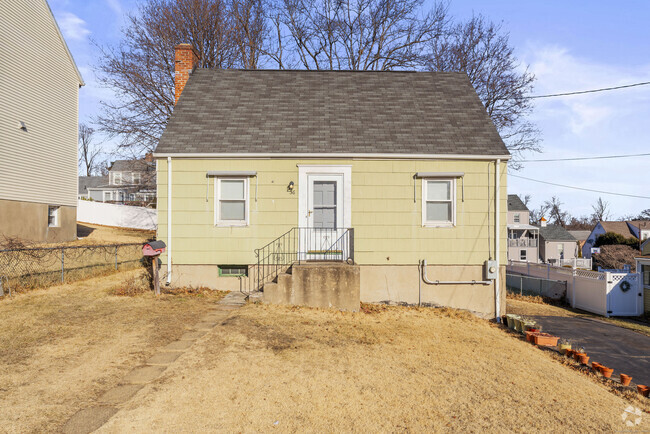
(215, 178, 248, 226)
(514, 213, 520, 223)
(520, 249, 527, 261)
(112, 172, 122, 185)
(423, 179, 455, 226)
(48, 206, 59, 227)
(132, 172, 141, 184)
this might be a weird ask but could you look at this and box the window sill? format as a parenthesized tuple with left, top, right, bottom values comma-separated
(422, 222, 455, 228)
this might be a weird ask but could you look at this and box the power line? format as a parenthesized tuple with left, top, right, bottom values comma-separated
(510, 174, 650, 199)
(526, 81, 650, 99)
(521, 152, 650, 162)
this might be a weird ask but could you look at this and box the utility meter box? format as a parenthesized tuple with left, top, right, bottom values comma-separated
(484, 260, 498, 280)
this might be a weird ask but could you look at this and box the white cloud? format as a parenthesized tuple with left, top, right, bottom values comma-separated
(56, 12, 91, 41)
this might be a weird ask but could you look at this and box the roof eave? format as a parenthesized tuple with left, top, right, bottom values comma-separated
(152, 152, 512, 160)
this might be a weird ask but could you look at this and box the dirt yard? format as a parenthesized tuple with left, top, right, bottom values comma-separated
(98, 303, 650, 432)
(0, 269, 224, 433)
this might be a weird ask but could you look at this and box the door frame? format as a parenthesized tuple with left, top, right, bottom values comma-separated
(298, 165, 352, 229)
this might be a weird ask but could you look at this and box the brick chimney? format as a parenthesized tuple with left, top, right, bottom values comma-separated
(174, 44, 200, 105)
(144, 152, 153, 162)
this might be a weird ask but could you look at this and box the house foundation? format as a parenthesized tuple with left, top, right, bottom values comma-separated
(0, 199, 76, 243)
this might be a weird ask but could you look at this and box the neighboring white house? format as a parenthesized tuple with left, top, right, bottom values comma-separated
(583, 221, 648, 258)
(0, 0, 84, 242)
(85, 157, 156, 204)
(538, 218, 577, 265)
(507, 194, 539, 263)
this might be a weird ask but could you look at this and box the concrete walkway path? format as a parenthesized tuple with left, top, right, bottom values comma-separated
(61, 291, 247, 434)
(532, 315, 650, 387)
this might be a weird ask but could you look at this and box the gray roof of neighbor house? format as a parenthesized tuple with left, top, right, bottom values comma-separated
(507, 195, 529, 212)
(568, 230, 592, 242)
(110, 159, 154, 172)
(155, 69, 510, 156)
(539, 225, 576, 242)
(78, 176, 108, 195)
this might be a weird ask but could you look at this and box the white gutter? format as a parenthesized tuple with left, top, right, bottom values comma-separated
(166, 157, 172, 284)
(495, 158, 501, 322)
(420, 260, 491, 285)
(154, 152, 512, 161)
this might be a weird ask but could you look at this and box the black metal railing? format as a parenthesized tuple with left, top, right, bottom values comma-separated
(239, 227, 354, 296)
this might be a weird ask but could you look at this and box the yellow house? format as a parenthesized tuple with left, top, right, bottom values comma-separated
(154, 44, 509, 318)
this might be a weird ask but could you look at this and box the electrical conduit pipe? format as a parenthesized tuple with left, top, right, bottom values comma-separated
(419, 259, 491, 285)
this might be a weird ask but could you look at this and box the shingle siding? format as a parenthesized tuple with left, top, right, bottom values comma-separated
(156, 69, 509, 156)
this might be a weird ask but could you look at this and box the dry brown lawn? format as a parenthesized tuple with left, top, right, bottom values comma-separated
(0, 269, 225, 433)
(98, 303, 650, 433)
(74, 223, 155, 245)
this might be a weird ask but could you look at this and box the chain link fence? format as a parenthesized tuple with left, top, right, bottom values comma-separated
(0, 243, 143, 296)
(506, 273, 568, 300)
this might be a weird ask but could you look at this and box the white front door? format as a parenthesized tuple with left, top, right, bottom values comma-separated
(304, 175, 343, 259)
(298, 165, 352, 261)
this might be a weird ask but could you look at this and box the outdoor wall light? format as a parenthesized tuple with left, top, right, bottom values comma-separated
(18, 121, 27, 131)
(287, 181, 295, 193)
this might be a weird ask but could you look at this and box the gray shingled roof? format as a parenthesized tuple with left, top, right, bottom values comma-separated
(539, 225, 576, 242)
(156, 69, 509, 156)
(110, 159, 153, 172)
(78, 176, 107, 195)
(507, 194, 529, 211)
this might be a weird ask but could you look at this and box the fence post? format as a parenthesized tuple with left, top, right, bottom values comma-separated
(520, 275, 523, 296)
(61, 248, 65, 283)
(115, 246, 118, 270)
(547, 263, 550, 280)
(572, 268, 576, 308)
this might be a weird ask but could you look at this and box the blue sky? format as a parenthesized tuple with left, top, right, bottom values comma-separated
(51, 0, 650, 219)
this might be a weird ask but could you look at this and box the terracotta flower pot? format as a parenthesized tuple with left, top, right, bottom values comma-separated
(565, 349, 574, 358)
(620, 374, 633, 387)
(573, 352, 583, 362)
(533, 333, 559, 347)
(524, 331, 539, 343)
(601, 367, 614, 378)
(578, 354, 590, 365)
(591, 362, 601, 371)
(638, 385, 650, 397)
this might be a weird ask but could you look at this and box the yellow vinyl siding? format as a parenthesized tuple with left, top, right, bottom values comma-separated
(157, 158, 507, 266)
(0, 0, 80, 207)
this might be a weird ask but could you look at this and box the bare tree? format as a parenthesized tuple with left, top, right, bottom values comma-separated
(529, 202, 548, 225)
(543, 196, 570, 227)
(232, 0, 268, 69)
(590, 197, 610, 223)
(95, 0, 260, 155)
(426, 15, 540, 165)
(522, 194, 531, 207)
(78, 123, 103, 176)
(266, 0, 448, 70)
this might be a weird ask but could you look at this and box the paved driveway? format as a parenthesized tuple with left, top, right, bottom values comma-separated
(531, 315, 650, 386)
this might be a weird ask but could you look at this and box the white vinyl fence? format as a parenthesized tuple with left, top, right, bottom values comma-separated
(78, 200, 157, 230)
(507, 260, 643, 317)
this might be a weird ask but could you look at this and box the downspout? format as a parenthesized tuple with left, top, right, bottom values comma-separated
(166, 156, 172, 284)
(495, 159, 501, 322)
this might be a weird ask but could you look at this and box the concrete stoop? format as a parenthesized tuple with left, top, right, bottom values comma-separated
(263, 262, 360, 311)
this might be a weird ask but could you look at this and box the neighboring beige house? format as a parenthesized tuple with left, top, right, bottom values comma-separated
(154, 45, 510, 318)
(538, 219, 577, 265)
(0, 0, 84, 242)
(507, 194, 538, 263)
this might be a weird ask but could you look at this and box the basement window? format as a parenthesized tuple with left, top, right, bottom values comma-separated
(48, 206, 59, 227)
(422, 179, 455, 227)
(219, 265, 248, 277)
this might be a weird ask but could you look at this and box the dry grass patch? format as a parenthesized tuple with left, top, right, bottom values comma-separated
(100, 303, 649, 432)
(0, 269, 225, 433)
